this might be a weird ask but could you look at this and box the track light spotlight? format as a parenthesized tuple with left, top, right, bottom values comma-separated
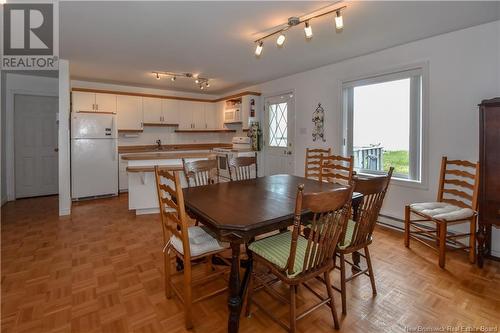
(304, 21, 313, 39)
(255, 41, 263, 57)
(171, 76, 176, 82)
(335, 10, 343, 30)
(155, 73, 160, 80)
(205, 81, 210, 88)
(276, 34, 286, 47)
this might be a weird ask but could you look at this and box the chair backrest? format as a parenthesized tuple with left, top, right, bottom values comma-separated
(437, 156, 480, 211)
(154, 167, 191, 259)
(228, 153, 258, 181)
(318, 154, 354, 185)
(346, 168, 393, 248)
(305, 147, 331, 180)
(286, 184, 353, 277)
(182, 158, 219, 188)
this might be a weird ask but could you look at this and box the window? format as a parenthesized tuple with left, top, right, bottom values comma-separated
(268, 102, 288, 147)
(342, 68, 423, 181)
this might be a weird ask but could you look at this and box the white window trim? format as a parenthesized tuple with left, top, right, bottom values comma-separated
(340, 62, 429, 190)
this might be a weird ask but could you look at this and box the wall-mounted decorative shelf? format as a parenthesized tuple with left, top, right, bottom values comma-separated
(143, 123, 179, 127)
(118, 129, 144, 133)
(224, 121, 243, 125)
(175, 129, 237, 133)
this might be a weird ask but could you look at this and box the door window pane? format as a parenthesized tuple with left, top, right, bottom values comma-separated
(268, 102, 288, 147)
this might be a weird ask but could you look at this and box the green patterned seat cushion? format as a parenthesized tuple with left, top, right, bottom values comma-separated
(248, 231, 309, 278)
(338, 219, 356, 250)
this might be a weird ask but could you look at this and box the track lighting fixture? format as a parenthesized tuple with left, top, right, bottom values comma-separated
(276, 34, 286, 47)
(151, 71, 211, 89)
(253, 4, 346, 57)
(304, 21, 313, 39)
(335, 10, 343, 30)
(255, 41, 263, 57)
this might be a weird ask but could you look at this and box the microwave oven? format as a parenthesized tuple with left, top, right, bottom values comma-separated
(224, 108, 241, 123)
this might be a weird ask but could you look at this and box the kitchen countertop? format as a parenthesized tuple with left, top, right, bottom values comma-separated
(121, 152, 217, 161)
(118, 143, 232, 154)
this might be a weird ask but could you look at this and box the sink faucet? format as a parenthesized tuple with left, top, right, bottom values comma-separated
(156, 139, 162, 150)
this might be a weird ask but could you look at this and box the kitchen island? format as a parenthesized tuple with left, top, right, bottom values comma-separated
(123, 151, 217, 215)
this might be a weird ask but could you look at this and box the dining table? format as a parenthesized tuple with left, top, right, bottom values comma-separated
(182, 174, 363, 333)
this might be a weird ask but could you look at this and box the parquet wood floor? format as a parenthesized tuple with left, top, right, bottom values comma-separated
(1, 195, 499, 333)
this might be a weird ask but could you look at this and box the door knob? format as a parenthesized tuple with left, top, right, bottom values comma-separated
(54, 148, 59, 152)
(286, 151, 292, 155)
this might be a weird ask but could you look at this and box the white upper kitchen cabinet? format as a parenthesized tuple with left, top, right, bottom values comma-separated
(143, 97, 163, 123)
(162, 99, 179, 124)
(95, 93, 117, 113)
(192, 102, 206, 129)
(72, 91, 97, 112)
(116, 95, 143, 130)
(72, 91, 117, 113)
(178, 101, 194, 129)
(204, 103, 217, 129)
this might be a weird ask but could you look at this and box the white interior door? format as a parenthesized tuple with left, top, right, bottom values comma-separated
(14, 94, 59, 198)
(263, 93, 295, 175)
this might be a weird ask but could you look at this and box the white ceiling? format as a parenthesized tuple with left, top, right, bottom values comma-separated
(60, 1, 499, 94)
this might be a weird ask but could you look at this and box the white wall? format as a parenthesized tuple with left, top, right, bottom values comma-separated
(227, 21, 500, 255)
(3, 73, 59, 202)
(59, 60, 71, 216)
(70, 80, 241, 146)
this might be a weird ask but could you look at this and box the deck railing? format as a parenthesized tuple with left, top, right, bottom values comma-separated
(353, 146, 383, 171)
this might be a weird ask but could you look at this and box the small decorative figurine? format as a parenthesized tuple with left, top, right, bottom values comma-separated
(312, 103, 326, 142)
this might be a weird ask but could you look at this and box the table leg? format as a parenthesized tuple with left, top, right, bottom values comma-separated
(228, 242, 241, 333)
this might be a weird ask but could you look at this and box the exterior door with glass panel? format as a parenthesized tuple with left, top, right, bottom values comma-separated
(263, 94, 295, 175)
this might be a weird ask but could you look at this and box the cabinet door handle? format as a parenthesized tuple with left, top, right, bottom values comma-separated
(96, 104, 99, 111)
(92, 103, 95, 110)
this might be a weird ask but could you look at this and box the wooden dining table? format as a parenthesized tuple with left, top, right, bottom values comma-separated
(183, 174, 363, 333)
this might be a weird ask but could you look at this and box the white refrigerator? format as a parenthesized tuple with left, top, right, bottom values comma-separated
(71, 113, 118, 199)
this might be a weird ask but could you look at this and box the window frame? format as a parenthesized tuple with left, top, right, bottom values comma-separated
(341, 64, 428, 188)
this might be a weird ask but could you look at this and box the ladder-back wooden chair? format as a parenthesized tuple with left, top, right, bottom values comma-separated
(333, 168, 393, 314)
(182, 158, 220, 188)
(154, 166, 230, 329)
(404, 157, 480, 268)
(304, 147, 331, 180)
(246, 184, 353, 333)
(319, 154, 354, 185)
(228, 152, 258, 181)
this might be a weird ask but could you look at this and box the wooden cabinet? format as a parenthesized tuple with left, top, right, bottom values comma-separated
(72, 91, 116, 113)
(142, 97, 163, 124)
(116, 95, 143, 130)
(477, 97, 500, 267)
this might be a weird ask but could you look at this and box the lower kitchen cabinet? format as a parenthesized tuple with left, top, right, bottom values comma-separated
(119, 155, 128, 192)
